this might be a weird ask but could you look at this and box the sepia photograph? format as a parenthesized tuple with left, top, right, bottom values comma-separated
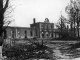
(0, 0, 80, 60)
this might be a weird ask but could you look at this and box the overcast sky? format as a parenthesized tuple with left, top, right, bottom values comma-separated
(8, 0, 70, 27)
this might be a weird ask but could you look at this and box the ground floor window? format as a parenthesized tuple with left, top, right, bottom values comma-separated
(42, 34, 44, 38)
(30, 30, 33, 36)
(51, 33, 53, 38)
(12, 31, 15, 38)
(24, 30, 27, 38)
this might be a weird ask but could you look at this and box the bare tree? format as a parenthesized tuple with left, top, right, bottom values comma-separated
(65, 0, 80, 39)
(56, 14, 69, 39)
(0, 0, 14, 45)
(56, 15, 67, 29)
(0, 0, 9, 37)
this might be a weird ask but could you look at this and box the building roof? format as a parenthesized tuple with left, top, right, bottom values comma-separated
(4, 26, 35, 29)
(35, 22, 54, 24)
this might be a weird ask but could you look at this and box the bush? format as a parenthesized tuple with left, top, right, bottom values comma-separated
(3, 43, 53, 59)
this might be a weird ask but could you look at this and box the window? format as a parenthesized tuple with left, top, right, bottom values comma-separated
(3, 30, 7, 39)
(48, 24, 51, 29)
(36, 31, 37, 36)
(51, 25, 54, 29)
(24, 30, 27, 38)
(46, 32, 48, 37)
(51, 33, 53, 38)
(41, 24, 44, 29)
(30, 30, 33, 36)
(17, 30, 20, 38)
(42, 32, 44, 38)
(12, 31, 14, 38)
(47, 25, 48, 29)
(25, 30, 27, 34)
(45, 24, 47, 29)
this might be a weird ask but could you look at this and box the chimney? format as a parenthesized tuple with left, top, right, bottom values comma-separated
(33, 18, 36, 24)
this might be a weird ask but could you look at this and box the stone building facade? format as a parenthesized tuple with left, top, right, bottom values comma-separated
(5, 26, 35, 39)
(30, 18, 59, 38)
(4, 18, 60, 39)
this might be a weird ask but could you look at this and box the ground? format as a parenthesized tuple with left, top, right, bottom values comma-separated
(2, 39, 80, 60)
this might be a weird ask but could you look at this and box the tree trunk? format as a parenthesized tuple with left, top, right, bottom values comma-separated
(74, 15, 75, 37)
(0, 0, 3, 37)
(77, 12, 79, 39)
(0, 0, 9, 59)
(0, 0, 3, 59)
(61, 17, 62, 38)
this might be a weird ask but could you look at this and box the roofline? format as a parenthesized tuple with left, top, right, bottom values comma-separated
(3, 26, 35, 29)
(31, 22, 54, 24)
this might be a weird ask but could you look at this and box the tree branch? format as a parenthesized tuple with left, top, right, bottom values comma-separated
(3, 0, 9, 13)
